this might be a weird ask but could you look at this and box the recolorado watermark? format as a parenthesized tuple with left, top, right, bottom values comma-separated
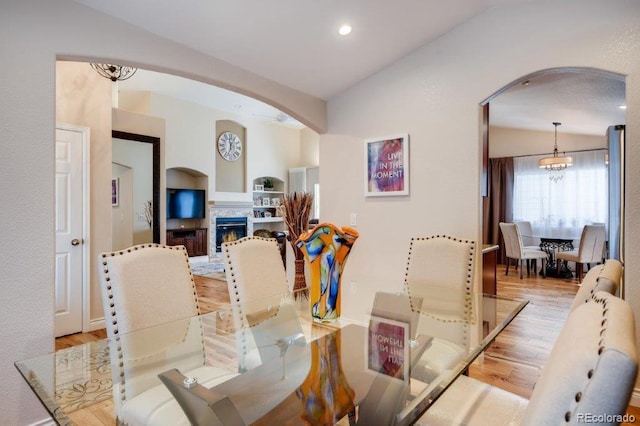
(576, 413, 636, 423)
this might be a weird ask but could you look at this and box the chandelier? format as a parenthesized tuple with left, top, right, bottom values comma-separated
(538, 122, 573, 171)
(90, 63, 137, 82)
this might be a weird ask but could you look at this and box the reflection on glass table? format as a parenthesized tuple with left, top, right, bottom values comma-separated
(15, 291, 527, 425)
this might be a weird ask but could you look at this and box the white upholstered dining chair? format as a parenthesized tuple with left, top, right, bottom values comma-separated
(222, 236, 290, 306)
(417, 291, 637, 425)
(221, 236, 298, 372)
(514, 220, 540, 272)
(556, 224, 606, 281)
(569, 258, 622, 312)
(499, 222, 547, 279)
(403, 235, 475, 382)
(514, 220, 540, 250)
(99, 243, 236, 426)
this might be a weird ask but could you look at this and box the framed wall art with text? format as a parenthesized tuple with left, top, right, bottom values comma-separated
(364, 133, 409, 197)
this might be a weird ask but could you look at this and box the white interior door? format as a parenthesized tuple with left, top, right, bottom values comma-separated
(55, 125, 87, 337)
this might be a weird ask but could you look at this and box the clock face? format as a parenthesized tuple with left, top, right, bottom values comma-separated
(217, 132, 242, 161)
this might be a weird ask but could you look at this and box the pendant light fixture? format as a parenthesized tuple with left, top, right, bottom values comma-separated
(90, 63, 137, 82)
(538, 122, 573, 171)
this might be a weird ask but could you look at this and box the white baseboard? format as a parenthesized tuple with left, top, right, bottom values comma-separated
(88, 317, 105, 332)
(29, 418, 55, 426)
(629, 387, 640, 407)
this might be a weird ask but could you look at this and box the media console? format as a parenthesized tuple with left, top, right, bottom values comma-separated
(166, 228, 208, 257)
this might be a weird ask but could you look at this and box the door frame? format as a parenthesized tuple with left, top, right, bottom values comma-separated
(56, 122, 91, 332)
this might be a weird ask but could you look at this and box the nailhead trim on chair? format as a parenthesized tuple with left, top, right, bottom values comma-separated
(581, 262, 613, 305)
(563, 293, 609, 423)
(221, 236, 279, 371)
(403, 235, 476, 333)
(99, 243, 201, 404)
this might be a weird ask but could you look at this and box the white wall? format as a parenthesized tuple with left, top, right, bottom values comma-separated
(490, 126, 605, 158)
(322, 0, 640, 365)
(123, 91, 304, 199)
(300, 127, 320, 166)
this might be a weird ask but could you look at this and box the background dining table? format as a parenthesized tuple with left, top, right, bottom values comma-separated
(522, 229, 582, 278)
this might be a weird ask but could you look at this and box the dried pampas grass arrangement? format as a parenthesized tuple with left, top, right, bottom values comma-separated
(278, 192, 313, 297)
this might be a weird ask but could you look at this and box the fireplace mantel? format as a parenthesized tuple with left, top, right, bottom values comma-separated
(209, 200, 253, 208)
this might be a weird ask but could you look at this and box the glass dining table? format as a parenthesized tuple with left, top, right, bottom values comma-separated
(16, 290, 527, 426)
(522, 229, 582, 278)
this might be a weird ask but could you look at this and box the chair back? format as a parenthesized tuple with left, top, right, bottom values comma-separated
(222, 236, 289, 305)
(99, 244, 201, 335)
(577, 224, 607, 263)
(514, 221, 539, 247)
(98, 244, 203, 415)
(569, 259, 623, 312)
(403, 236, 475, 346)
(222, 236, 293, 371)
(523, 292, 637, 425)
(499, 222, 524, 260)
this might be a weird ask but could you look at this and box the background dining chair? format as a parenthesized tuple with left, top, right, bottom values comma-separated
(403, 235, 475, 382)
(418, 291, 637, 425)
(499, 222, 547, 279)
(514, 220, 540, 272)
(514, 220, 540, 250)
(222, 236, 297, 372)
(555, 224, 606, 281)
(569, 258, 622, 312)
(99, 243, 236, 426)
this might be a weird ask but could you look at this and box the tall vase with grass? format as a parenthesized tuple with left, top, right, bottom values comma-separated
(279, 192, 313, 300)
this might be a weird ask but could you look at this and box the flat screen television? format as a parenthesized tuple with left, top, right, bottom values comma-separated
(166, 188, 206, 219)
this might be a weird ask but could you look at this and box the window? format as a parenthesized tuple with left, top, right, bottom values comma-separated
(513, 150, 608, 235)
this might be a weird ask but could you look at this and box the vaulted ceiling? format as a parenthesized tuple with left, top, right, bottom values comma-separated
(76, 0, 626, 135)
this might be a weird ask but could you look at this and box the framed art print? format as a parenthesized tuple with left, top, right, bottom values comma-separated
(367, 316, 410, 382)
(111, 178, 119, 206)
(364, 134, 409, 196)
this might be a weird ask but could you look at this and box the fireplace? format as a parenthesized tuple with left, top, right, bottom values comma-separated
(215, 217, 248, 252)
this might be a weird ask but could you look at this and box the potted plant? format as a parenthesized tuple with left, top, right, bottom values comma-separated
(263, 178, 274, 190)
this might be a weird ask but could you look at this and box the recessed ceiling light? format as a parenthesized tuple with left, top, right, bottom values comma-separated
(338, 24, 352, 36)
(618, 105, 627, 110)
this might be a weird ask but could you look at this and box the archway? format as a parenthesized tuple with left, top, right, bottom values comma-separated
(481, 67, 626, 292)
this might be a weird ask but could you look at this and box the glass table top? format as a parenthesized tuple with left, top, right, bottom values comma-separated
(16, 291, 527, 425)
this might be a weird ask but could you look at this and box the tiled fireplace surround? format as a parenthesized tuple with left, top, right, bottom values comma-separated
(208, 200, 254, 265)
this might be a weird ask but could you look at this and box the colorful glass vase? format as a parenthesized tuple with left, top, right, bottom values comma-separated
(296, 223, 359, 322)
(296, 330, 356, 424)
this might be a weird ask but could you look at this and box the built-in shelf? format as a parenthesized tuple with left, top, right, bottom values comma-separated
(252, 177, 286, 232)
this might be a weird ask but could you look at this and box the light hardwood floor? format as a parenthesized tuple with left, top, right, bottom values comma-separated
(56, 267, 640, 424)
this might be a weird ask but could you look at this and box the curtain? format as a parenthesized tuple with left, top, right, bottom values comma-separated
(513, 150, 608, 237)
(484, 157, 514, 263)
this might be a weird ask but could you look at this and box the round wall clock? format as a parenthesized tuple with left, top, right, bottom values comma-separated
(217, 131, 242, 161)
